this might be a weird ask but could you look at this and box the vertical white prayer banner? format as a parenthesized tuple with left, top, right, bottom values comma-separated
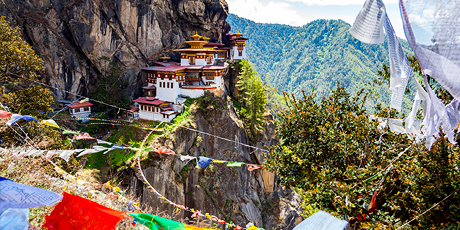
(350, 0, 386, 44)
(400, 0, 460, 100)
(422, 76, 456, 149)
(385, 14, 412, 111)
(406, 80, 428, 132)
(350, 0, 411, 111)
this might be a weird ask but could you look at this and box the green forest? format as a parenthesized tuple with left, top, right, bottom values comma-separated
(227, 14, 416, 113)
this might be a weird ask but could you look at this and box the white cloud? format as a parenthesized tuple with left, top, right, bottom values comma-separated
(285, 0, 398, 6)
(227, 0, 309, 26)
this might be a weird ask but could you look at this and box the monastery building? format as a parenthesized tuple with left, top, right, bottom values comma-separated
(133, 32, 248, 122)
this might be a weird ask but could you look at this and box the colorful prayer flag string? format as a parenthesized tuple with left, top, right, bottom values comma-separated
(133, 127, 247, 230)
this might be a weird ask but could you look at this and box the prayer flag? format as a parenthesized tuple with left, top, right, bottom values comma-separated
(247, 164, 262, 171)
(43, 192, 126, 230)
(74, 133, 94, 140)
(212, 159, 227, 163)
(63, 130, 79, 135)
(0, 208, 29, 230)
(97, 139, 112, 145)
(0, 110, 12, 118)
(155, 148, 175, 155)
(42, 119, 60, 129)
(400, 0, 460, 99)
(293, 210, 349, 230)
(180, 155, 196, 161)
(110, 144, 125, 151)
(0, 177, 62, 211)
(129, 213, 214, 230)
(6, 115, 38, 126)
(368, 191, 378, 214)
(227, 162, 245, 167)
(349, 0, 386, 44)
(93, 145, 109, 152)
(77, 149, 98, 157)
(196, 156, 212, 169)
(58, 150, 76, 162)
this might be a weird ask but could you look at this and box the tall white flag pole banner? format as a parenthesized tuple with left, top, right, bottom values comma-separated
(350, 0, 411, 112)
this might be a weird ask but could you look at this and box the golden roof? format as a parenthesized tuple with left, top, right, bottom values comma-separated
(234, 30, 243, 36)
(191, 31, 202, 41)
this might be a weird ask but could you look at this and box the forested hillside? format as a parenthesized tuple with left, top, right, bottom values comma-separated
(227, 14, 415, 112)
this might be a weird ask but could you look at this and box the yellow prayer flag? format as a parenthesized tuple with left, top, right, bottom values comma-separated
(212, 160, 227, 163)
(43, 119, 60, 129)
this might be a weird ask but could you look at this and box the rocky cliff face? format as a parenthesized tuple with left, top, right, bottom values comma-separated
(1, 0, 230, 99)
(119, 94, 304, 229)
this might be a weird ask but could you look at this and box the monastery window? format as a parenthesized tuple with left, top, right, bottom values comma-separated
(189, 56, 195, 65)
(84, 107, 89, 112)
(75, 108, 80, 113)
(238, 50, 243, 56)
(161, 74, 164, 80)
(205, 72, 214, 80)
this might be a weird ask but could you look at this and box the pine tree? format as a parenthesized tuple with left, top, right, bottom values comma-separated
(236, 59, 267, 138)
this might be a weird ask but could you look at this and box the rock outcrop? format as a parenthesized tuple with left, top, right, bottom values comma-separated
(0, 0, 230, 99)
(119, 93, 303, 229)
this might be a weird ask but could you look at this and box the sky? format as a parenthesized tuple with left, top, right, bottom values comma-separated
(226, 0, 406, 38)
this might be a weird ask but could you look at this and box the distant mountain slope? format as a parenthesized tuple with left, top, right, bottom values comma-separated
(227, 14, 415, 112)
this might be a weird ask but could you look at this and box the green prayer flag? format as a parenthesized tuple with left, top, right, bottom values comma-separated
(227, 162, 245, 167)
(63, 130, 79, 135)
(144, 146, 154, 152)
(129, 213, 185, 230)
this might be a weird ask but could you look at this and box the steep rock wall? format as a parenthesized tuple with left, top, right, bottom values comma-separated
(0, 0, 230, 99)
(120, 94, 303, 229)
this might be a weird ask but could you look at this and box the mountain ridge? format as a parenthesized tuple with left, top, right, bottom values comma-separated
(227, 13, 415, 113)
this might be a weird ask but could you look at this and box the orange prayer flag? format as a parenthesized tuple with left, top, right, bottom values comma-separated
(154, 148, 176, 155)
(247, 164, 262, 171)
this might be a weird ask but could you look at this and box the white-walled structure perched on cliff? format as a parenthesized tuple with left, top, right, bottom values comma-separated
(133, 32, 248, 122)
(68, 101, 93, 119)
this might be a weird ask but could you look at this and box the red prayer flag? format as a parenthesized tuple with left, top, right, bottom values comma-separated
(247, 164, 262, 171)
(43, 192, 127, 230)
(154, 148, 176, 155)
(368, 191, 378, 214)
(0, 110, 12, 118)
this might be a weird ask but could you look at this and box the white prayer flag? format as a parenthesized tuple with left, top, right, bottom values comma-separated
(350, 0, 386, 44)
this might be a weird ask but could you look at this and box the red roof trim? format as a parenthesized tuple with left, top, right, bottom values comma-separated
(68, 102, 93, 108)
(133, 98, 166, 105)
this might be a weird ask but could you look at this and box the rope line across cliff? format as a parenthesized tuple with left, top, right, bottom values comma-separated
(21, 76, 269, 153)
